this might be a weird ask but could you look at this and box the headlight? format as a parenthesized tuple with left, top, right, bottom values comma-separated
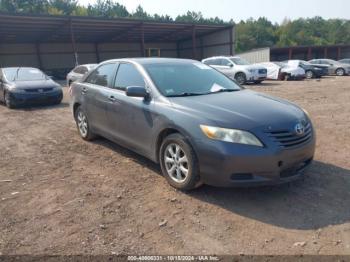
(302, 108, 310, 117)
(200, 125, 263, 147)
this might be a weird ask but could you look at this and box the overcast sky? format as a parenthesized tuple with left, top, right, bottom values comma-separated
(78, 0, 350, 23)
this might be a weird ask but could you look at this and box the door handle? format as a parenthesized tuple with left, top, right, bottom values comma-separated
(109, 95, 116, 102)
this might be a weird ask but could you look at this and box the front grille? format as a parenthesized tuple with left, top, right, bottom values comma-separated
(259, 69, 267, 74)
(25, 88, 53, 93)
(267, 122, 313, 148)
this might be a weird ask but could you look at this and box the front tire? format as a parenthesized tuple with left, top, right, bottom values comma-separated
(74, 106, 95, 141)
(4, 91, 15, 109)
(159, 133, 202, 191)
(336, 68, 345, 76)
(305, 70, 314, 79)
(235, 73, 247, 85)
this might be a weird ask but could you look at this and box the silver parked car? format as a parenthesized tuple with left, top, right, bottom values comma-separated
(308, 59, 350, 76)
(67, 64, 97, 86)
(339, 59, 350, 65)
(202, 56, 267, 85)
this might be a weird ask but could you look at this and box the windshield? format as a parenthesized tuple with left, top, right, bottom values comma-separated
(230, 57, 251, 65)
(3, 68, 47, 81)
(144, 62, 241, 97)
(300, 61, 311, 66)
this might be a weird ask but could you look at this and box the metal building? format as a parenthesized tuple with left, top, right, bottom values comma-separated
(0, 13, 235, 78)
(236, 45, 350, 64)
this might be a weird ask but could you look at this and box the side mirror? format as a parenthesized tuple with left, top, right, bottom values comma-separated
(126, 86, 149, 98)
(229, 63, 234, 67)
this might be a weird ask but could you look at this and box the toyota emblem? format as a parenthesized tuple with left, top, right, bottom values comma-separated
(295, 123, 305, 136)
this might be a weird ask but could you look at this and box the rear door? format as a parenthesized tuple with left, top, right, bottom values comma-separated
(82, 63, 118, 134)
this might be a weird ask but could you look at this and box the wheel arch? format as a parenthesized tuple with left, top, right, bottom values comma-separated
(155, 126, 198, 164)
(73, 102, 81, 116)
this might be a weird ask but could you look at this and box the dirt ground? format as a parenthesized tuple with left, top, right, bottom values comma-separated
(0, 76, 350, 256)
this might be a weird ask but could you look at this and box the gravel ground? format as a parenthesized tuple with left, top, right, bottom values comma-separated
(0, 76, 349, 255)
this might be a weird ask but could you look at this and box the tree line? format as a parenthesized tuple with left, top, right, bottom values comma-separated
(0, 0, 349, 52)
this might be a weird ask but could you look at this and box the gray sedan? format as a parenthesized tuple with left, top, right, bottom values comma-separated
(70, 58, 315, 190)
(309, 59, 350, 76)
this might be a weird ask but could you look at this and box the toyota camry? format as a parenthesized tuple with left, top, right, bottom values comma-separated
(70, 58, 315, 190)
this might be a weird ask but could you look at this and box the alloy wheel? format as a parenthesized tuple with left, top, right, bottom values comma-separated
(336, 68, 345, 76)
(306, 71, 313, 79)
(77, 110, 88, 137)
(164, 143, 189, 183)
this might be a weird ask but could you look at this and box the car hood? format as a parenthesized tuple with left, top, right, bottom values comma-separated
(12, 79, 60, 89)
(169, 89, 305, 130)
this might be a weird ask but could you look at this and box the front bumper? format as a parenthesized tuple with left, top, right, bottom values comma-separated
(8, 89, 63, 107)
(193, 133, 316, 187)
(246, 72, 267, 82)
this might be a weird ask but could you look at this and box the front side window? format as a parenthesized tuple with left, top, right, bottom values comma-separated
(114, 63, 145, 90)
(144, 62, 241, 97)
(85, 63, 116, 87)
(3, 68, 47, 81)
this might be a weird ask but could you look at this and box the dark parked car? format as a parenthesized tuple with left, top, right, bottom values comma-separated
(309, 59, 350, 76)
(286, 60, 328, 79)
(71, 58, 315, 190)
(0, 67, 63, 108)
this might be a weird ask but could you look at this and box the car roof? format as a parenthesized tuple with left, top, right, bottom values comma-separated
(203, 56, 237, 60)
(1, 67, 41, 70)
(102, 57, 199, 65)
(77, 64, 97, 68)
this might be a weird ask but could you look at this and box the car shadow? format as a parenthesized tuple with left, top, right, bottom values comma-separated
(88, 137, 350, 230)
(246, 82, 281, 87)
(15, 102, 69, 111)
(92, 137, 161, 174)
(188, 161, 350, 230)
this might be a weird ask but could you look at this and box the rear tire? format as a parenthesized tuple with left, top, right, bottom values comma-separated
(4, 91, 15, 109)
(235, 73, 247, 85)
(74, 106, 96, 141)
(159, 133, 202, 191)
(336, 68, 345, 76)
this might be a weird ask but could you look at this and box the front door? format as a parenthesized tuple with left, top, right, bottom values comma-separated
(106, 62, 155, 156)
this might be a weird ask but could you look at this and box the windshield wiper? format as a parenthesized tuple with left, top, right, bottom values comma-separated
(167, 92, 208, 97)
(209, 88, 240, 94)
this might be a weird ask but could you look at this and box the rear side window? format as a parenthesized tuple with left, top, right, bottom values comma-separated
(204, 59, 221, 66)
(114, 63, 145, 90)
(73, 66, 88, 74)
(85, 63, 116, 87)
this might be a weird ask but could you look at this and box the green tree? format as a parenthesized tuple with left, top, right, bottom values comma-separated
(87, 0, 129, 18)
(0, 0, 48, 14)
